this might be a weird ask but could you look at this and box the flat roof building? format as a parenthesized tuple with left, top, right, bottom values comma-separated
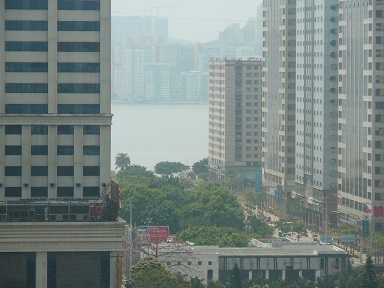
(208, 59, 263, 186)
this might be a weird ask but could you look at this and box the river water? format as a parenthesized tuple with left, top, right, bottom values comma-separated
(111, 103, 208, 170)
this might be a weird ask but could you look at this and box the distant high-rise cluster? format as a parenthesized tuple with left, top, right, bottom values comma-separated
(208, 0, 384, 233)
(111, 15, 263, 103)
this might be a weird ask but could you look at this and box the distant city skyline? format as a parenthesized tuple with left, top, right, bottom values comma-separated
(111, 0, 262, 43)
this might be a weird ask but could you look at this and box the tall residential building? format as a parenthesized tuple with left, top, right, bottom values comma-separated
(338, 0, 384, 231)
(208, 59, 263, 185)
(145, 63, 173, 100)
(180, 71, 208, 102)
(262, 0, 296, 208)
(294, 1, 339, 227)
(114, 49, 145, 100)
(0, 0, 125, 287)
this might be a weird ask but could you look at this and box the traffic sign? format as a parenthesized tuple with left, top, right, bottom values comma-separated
(340, 234, 355, 243)
(320, 234, 332, 243)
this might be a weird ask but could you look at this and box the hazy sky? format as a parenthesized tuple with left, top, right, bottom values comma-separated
(112, 0, 262, 43)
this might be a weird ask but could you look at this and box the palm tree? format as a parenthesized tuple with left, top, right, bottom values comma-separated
(115, 153, 130, 170)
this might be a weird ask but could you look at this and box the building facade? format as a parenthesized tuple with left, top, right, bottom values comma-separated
(338, 0, 384, 231)
(294, 1, 339, 228)
(163, 244, 348, 284)
(0, 0, 112, 199)
(0, 1, 125, 287)
(208, 59, 263, 185)
(262, 0, 296, 208)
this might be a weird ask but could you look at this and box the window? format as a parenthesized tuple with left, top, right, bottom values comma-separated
(58, 0, 100, 10)
(31, 166, 48, 176)
(57, 166, 74, 176)
(5, 125, 22, 134)
(58, 21, 100, 31)
(5, 187, 22, 198)
(57, 145, 74, 155)
(83, 125, 100, 135)
(5, 166, 22, 176)
(58, 42, 100, 52)
(83, 145, 100, 155)
(58, 63, 100, 73)
(208, 261, 212, 265)
(31, 125, 48, 135)
(5, 0, 48, 9)
(5, 145, 22, 155)
(198, 261, 202, 265)
(5, 62, 48, 72)
(5, 21, 48, 30)
(83, 187, 99, 197)
(58, 84, 100, 93)
(5, 104, 48, 114)
(57, 125, 74, 135)
(31, 187, 48, 198)
(58, 104, 100, 114)
(57, 187, 74, 197)
(83, 166, 100, 176)
(31, 145, 48, 155)
(5, 41, 48, 51)
(5, 83, 48, 93)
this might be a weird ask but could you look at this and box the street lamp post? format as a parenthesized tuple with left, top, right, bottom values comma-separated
(129, 198, 133, 279)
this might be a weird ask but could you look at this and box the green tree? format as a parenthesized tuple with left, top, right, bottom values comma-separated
(192, 158, 208, 180)
(361, 256, 379, 288)
(190, 277, 205, 288)
(155, 161, 189, 177)
(316, 275, 337, 288)
(127, 257, 182, 288)
(285, 198, 304, 220)
(226, 263, 242, 288)
(290, 277, 315, 288)
(115, 153, 131, 170)
(207, 280, 225, 288)
(176, 226, 249, 247)
(246, 216, 274, 238)
(180, 181, 244, 229)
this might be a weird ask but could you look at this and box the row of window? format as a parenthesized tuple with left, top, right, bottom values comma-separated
(5, 42, 100, 52)
(5, 166, 100, 176)
(6, 62, 100, 73)
(5, 125, 100, 135)
(5, 21, 100, 31)
(5, 0, 100, 11)
(5, 187, 100, 198)
(5, 83, 100, 93)
(5, 104, 100, 114)
(5, 145, 100, 155)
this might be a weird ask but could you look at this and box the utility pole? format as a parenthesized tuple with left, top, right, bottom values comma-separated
(325, 200, 328, 244)
(129, 198, 133, 279)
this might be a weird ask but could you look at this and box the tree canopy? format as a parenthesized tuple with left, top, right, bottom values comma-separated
(192, 158, 208, 179)
(127, 257, 186, 288)
(155, 161, 189, 176)
(115, 153, 131, 170)
(176, 226, 249, 247)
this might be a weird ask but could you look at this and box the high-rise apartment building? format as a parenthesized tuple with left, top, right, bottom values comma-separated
(294, 1, 339, 227)
(0, 1, 125, 287)
(262, 0, 296, 208)
(338, 0, 384, 232)
(208, 59, 263, 185)
(180, 71, 208, 102)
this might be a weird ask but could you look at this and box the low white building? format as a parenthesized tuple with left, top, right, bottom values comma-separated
(157, 242, 349, 284)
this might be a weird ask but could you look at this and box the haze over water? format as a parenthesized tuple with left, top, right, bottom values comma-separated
(111, 103, 208, 170)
